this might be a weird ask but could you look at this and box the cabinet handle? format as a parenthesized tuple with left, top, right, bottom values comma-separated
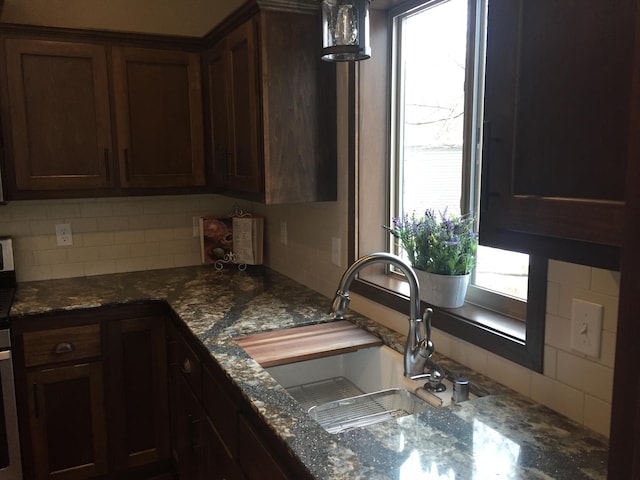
(124, 148, 131, 182)
(33, 384, 39, 418)
(54, 342, 75, 354)
(481, 121, 500, 212)
(188, 414, 201, 451)
(104, 148, 110, 182)
(180, 358, 192, 374)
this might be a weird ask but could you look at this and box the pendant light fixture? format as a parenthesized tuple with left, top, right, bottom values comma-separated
(321, 0, 371, 61)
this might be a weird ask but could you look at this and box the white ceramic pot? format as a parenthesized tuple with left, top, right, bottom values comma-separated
(415, 269, 470, 308)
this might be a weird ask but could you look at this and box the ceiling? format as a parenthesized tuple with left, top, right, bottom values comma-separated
(0, 0, 247, 37)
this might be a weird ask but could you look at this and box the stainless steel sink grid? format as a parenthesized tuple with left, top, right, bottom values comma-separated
(308, 388, 430, 434)
(285, 376, 364, 412)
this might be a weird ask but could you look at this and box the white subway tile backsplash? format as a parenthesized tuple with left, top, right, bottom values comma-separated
(531, 373, 584, 424)
(33, 248, 68, 266)
(84, 260, 117, 276)
(81, 202, 113, 218)
(556, 350, 613, 403)
(67, 246, 101, 263)
(544, 313, 571, 351)
(450, 338, 489, 377)
(591, 268, 620, 296)
(98, 216, 130, 232)
(8, 195, 221, 283)
(543, 346, 557, 379)
(584, 395, 612, 438)
(51, 262, 85, 279)
(487, 353, 532, 397)
(548, 260, 591, 289)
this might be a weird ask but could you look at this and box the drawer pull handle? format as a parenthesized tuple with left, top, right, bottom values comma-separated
(180, 358, 192, 374)
(54, 342, 75, 354)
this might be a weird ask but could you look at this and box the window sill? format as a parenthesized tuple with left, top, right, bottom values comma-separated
(351, 270, 543, 372)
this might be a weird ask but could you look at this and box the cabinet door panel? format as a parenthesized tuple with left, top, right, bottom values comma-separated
(3, 39, 113, 191)
(28, 363, 108, 480)
(204, 40, 231, 189)
(237, 415, 289, 480)
(112, 47, 205, 189)
(109, 316, 170, 470)
(226, 20, 262, 194)
(481, 0, 632, 252)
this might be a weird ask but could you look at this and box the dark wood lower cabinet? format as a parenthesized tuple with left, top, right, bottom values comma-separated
(14, 305, 308, 480)
(12, 305, 172, 480)
(167, 318, 312, 480)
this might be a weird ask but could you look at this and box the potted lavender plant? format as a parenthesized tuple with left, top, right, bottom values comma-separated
(385, 209, 478, 308)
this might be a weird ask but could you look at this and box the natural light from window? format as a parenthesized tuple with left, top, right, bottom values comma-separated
(393, 0, 529, 304)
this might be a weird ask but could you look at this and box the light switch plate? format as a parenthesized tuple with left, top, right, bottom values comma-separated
(570, 299, 603, 358)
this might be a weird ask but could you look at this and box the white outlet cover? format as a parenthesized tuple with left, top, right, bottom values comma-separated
(570, 299, 603, 358)
(55, 223, 73, 246)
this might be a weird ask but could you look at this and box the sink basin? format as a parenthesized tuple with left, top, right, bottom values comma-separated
(266, 345, 461, 408)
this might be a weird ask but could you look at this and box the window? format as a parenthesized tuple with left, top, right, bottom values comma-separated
(391, 0, 529, 319)
(350, 0, 546, 372)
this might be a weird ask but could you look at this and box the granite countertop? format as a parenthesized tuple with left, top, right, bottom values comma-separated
(10, 265, 609, 479)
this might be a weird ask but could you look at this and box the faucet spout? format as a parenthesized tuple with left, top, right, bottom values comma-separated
(329, 252, 434, 378)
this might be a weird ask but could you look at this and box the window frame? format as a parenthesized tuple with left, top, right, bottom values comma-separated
(347, 0, 546, 372)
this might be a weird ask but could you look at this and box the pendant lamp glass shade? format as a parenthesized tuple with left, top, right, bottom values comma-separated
(321, 0, 371, 61)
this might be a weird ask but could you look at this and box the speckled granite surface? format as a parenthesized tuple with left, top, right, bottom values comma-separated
(10, 265, 609, 479)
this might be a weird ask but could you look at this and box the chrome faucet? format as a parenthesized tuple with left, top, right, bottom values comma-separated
(329, 252, 435, 378)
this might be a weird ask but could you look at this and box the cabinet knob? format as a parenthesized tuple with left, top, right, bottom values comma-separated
(180, 358, 192, 374)
(54, 342, 75, 354)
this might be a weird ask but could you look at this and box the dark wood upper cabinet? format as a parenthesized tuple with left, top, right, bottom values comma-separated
(0, 34, 206, 199)
(203, 6, 337, 204)
(480, 0, 634, 268)
(2, 38, 114, 193)
(112, 47, 205, 189)
(204, 20, 262, 196)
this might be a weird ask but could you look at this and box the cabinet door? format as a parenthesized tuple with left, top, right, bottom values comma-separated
(203, 39, 231, 190)
(174, 374, 207, 480)
(237, 415, 289, 480)
(108, 316, 170, 471)
(481, 0, 633, 258)
(27, 363, 108, 480)
(3, 38, 113, 193)
(224, 20, 263, 195)
(112, 47, 205, 189)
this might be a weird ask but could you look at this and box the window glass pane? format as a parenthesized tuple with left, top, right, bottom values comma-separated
(475, 246, 529, 301)
(399, 0, 467, 218)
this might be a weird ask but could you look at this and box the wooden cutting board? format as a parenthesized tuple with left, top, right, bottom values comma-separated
(236, 320, 383, 367)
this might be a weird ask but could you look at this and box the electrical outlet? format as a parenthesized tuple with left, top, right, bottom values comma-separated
(280, 222, 288, 245)
(331, 237, 341, 267)
(55, 223, 73, 246)
(570, 299, 603, 358)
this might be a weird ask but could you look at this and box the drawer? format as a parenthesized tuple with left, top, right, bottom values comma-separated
(23, 324, 102, 367)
